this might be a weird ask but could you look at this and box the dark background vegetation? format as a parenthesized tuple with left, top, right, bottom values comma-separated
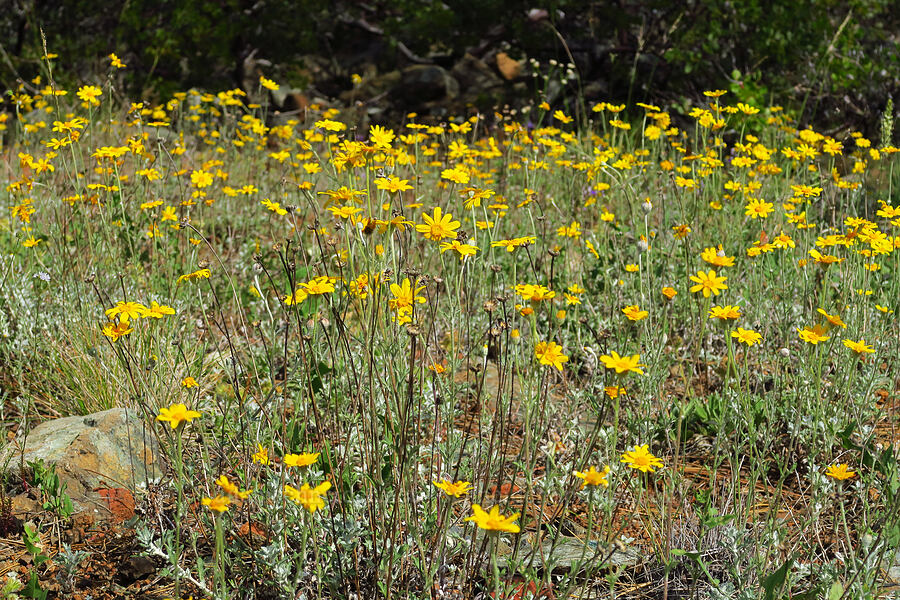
(2, 0, 900, 132)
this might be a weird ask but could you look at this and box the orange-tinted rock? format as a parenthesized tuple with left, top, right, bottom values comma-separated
(0, 408, 162, 521)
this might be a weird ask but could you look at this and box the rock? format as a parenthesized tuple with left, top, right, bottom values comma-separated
(270, 87, 307, 112)
(340, 70, 401, 104)
(496, 52, 524, 80)
(889, 548, 900, 582)
(0, 408, 162, 520)
(392, 65, 459, 107)
(582, 80, 609, 101)
(451, 54, 504, 96)
(117, 555, 157, 585)
(451, 523, 640, 573)
(501, 533, 640, 571)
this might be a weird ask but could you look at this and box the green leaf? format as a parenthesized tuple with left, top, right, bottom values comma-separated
(23, 570, 47, 600)
(762, 556, 794, 600)
(827, 581, 843, 600)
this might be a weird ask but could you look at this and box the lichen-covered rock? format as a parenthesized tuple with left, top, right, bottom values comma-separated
(0, 407, 162, 519)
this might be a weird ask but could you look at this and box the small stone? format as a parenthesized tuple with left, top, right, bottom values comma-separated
(496, 52, 524, 80)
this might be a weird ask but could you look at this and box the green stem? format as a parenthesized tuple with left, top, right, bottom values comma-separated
(174, 431, 184, 598)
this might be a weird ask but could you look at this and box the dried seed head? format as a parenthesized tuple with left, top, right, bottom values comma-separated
(483, 300, 497, 313)
(490, 264, 502, 273)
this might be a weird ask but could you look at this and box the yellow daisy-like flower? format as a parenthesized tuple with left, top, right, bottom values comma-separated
(284, 481, 331, 513)
(374, 176, 412, 193)
(824, 463, 856, 480)
(842, 338, 874, 355)
(76, 85, 102, 106)
(215, 475, 252, 499)
(465, 504, 520, 533)
(708, 305, 741, 321)
(689, 269, 728, 297)
(604, 386, 626, 399)
(284, 288, 309, 306)
(202, 495, 231, 513)
(573, 465, 610, 489)
(177, 268, 211, 284)
(441, 166, 470, 184)
(190, 169, 214, 188)
(599, 351, 645, 375)
(301, 276, 336, 296)
(439, 240, 479, 260)
(283, 452, 320, 468)
(416, 207, 460, 241)
(105, 301, 148, 323)
(101, 321, 133, 342)
(816, 308, 846, 329)
(140, 301, 175, 319)
(515, 283, 555, 303)
(535, 341, 568, 371)
(744, 198, 774, 219)
(700, 245, 736, 268)
(253, 443, 270, 465)
(259, 76, 279, 91)
(731, 328, 762, 346)
(620, 444, 664, 473)
(156, 403, 201, 429)
(389, 278, 427, 312)
(622, 305, 649, 322)
(369, 124, 395, 149)
(433, 479, 473, 498)
(797, 325, 830, 345)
